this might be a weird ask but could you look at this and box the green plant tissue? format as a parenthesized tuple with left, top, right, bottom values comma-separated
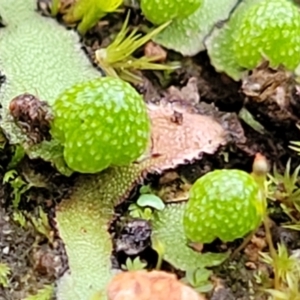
(153, 0, 238, 56)
(55, 164, 145, 300)
(206, 0, 300, 80)
(0, 0, 100, 173)
(152, 203, 228, 271)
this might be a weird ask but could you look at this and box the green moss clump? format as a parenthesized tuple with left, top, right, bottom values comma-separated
(51, 77, 151, 174)
(183, 169, 264, 243)
(233, 0, 300, 70)
(60, 0, 123, 34)
(206, 0, 300, 80)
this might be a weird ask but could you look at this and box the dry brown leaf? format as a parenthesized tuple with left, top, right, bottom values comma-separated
(107, 270, 206, 300)
(244, 234, 267, 263)
(158, 171, 180, 184)
(245, 261, 256, 270)
(156, 177, 190, 203)
(167, 77, 200, 105)
(188, 242, 203, 253)
(242, 61, 294, 106)
(144, 41, 167, 62)
(146, 102, 227, 173)
(58, 0, 76, 14)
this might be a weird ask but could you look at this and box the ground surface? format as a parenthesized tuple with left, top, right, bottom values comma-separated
(2, 2, 300, 300)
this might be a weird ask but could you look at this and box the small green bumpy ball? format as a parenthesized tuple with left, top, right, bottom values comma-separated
(233, 0, 300, 70)
(140, 0, 202, 25)
(51, 77, 151, 173)
(183, 169, 264, 244)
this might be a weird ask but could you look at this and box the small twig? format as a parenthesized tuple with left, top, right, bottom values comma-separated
(263, 216, 280, 290)
(230, 228, 257, 259)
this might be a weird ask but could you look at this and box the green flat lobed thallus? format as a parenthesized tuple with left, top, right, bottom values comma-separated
(0, 0, 100, 147)
(0, 1, 230, 299)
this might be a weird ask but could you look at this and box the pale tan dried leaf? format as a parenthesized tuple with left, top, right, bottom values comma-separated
(146, 102, 227, 173)
(144, 41, 167, 62)
(166, 77, 200, 105)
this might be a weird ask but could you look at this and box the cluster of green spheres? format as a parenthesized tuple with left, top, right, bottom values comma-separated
(183, 169, 265, 243)
(233, 0, 300, 70)
(51, 77, 151, 174)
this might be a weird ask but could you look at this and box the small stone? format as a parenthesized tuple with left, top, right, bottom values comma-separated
(2, 246, 9, 254)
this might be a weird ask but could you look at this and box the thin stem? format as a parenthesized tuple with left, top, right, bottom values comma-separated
(51, 0, 59, 17)
(230, 228, 257, 259)
(151, 236, 165, 270)
(263, 216, 280, 290)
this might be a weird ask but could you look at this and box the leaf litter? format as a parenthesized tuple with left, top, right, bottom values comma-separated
(55, 90, 240, 298)
(2, 1, 297, 299)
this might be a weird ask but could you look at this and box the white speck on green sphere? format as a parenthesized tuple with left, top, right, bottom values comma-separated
(140, 0, 202, 25)
(233, 0, 300, 70)
(183, 169, 264, 243)
(51, 77, 151, 173)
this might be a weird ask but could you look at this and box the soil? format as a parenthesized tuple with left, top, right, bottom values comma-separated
(2, 1, 300, 300)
